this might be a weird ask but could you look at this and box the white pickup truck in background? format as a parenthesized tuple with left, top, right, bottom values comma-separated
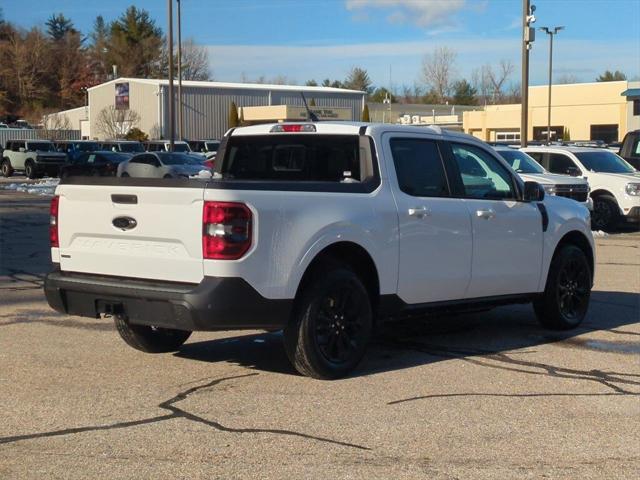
(45, 122, 594, 379)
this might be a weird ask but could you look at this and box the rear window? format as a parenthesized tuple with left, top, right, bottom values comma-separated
(222, 135, 361, 182)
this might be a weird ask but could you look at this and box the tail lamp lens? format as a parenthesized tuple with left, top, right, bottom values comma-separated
(50, 195, 60, 247)
(202, 202, 252, 259)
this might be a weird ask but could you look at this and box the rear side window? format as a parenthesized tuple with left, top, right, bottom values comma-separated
(390, 138, 449, 197)
(548, 153, 577, 175)
(223, 135, 361, 182)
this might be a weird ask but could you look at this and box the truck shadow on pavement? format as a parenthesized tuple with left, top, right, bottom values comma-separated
(175, 290, 640, 383)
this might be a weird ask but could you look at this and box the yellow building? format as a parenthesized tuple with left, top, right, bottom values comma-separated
(463, 80, 640, 143)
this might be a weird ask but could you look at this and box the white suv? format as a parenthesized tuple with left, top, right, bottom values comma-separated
(523, 146, 640, 230)
(493, 146, 591, 210)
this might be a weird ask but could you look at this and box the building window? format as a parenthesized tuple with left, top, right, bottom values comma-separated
(633, 99, 640, 116)
(533, 126, 564, 141)
(590, 124, 618, 144)
(496, 131, 520, 142)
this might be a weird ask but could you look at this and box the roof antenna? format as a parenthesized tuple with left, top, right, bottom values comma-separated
(300, 92, 319, 122)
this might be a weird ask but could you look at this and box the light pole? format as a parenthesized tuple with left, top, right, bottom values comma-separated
(520, 1, 536, 147)
(177, 0, 183, 140)
(540, 26, 564, 144)
(167, 0, 175, 151)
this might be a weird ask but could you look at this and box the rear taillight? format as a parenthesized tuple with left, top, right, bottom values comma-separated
(202, 202, 252, 260)
(50, 195, 59, 247)
(270, 124, 316, 133)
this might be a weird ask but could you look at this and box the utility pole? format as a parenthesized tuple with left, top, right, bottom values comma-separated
(521, 1, 536, 147)
(540, 26, 564, 144)
(167, 0, 175, 151)
(177, 0, 183, 140)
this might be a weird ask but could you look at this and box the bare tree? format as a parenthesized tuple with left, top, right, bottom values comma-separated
(421, 46, 457, 103)
(41, 113, 72, 140)
(485, 60, 514, 103)
(180, 38, 211, 81)
(96, 106, 141, 139)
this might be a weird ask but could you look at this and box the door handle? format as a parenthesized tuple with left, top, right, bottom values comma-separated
(408, 206, 431, 218)
(476, 208, 496, 220)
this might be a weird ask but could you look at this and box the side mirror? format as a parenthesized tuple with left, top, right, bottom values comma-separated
(523, 181, 545, 202)
(19, 147, 26, 153)
(566, 166, 581, 177)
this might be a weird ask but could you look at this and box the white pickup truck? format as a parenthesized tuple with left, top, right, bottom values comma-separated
(45, 123, 594, 379)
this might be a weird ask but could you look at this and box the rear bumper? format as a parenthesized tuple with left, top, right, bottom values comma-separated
(44, 270, 292, 331)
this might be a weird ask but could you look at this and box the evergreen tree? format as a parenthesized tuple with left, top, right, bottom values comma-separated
(596, 70, 626, 82)
(452, 79, 477, 105)
(361, 104, 370, 122)
(344, 67, 373, 94)
(46, 13, 76, 41)
(228, 101, 239, 128)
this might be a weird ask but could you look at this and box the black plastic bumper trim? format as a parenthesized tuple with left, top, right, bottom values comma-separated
(44, 271, 292, 331)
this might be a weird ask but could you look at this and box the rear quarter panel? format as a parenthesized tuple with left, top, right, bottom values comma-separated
(202, 184, 399, 299)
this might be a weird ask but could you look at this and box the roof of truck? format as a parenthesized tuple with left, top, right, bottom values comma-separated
(229, 122, 480, 144)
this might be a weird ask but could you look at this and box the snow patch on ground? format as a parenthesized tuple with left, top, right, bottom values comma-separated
(2, 178, 59, 196)
(592, 230, 608, 238)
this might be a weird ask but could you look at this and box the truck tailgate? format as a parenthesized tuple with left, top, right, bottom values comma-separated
(56, 184, 204, 284)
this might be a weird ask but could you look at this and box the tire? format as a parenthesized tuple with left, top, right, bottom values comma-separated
(533, 245, 591, 330)
(163, 174, 173, 179)
(114, 315, 191, 353)
(24, 160, 36, 179)
(120, 172, 130, 178)
(284, 266, 373, 379)
(591, 194, 620, 232)
(1, 159, 13, 177)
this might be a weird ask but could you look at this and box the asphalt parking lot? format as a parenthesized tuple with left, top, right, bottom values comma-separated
(1, 179, 638, 479)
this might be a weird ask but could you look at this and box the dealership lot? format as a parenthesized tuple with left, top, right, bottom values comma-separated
(0, 182, 638, 479)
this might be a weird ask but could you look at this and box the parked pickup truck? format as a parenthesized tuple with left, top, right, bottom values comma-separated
(44, 123, 595, 379)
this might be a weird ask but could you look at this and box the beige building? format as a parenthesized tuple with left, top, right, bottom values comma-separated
(240, 105, 353, 124)
(463, 81, 640, 143)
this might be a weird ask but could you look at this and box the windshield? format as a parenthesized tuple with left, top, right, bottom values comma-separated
(118, 142, 144, 152)
(28, 142, 54, 152)
(206, 142, 220, 152)
(157, 152, 203, 166)
(497, 149, 545, 174)
(574, 151, 636, 173)
(172, 143, 191, 152)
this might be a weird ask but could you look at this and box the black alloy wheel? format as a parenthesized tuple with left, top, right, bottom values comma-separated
(315, 284, 368, 364)
(533, 244, 591, 330)
(284, 266, 373, 379)
(556, 255, 591, 322)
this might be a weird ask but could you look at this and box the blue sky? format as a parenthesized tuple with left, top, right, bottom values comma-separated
(4, 0, 639, 89)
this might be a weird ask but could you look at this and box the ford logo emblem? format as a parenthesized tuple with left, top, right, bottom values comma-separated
(112, 216, 137, 231)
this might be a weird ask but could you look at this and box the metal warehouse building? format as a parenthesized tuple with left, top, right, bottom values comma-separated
(71, 78, 366, 140)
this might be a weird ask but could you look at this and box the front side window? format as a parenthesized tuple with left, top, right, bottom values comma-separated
(390, 138, 449, 197)
(451, 143, 516, 200)
(548, 153, 578, 175)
